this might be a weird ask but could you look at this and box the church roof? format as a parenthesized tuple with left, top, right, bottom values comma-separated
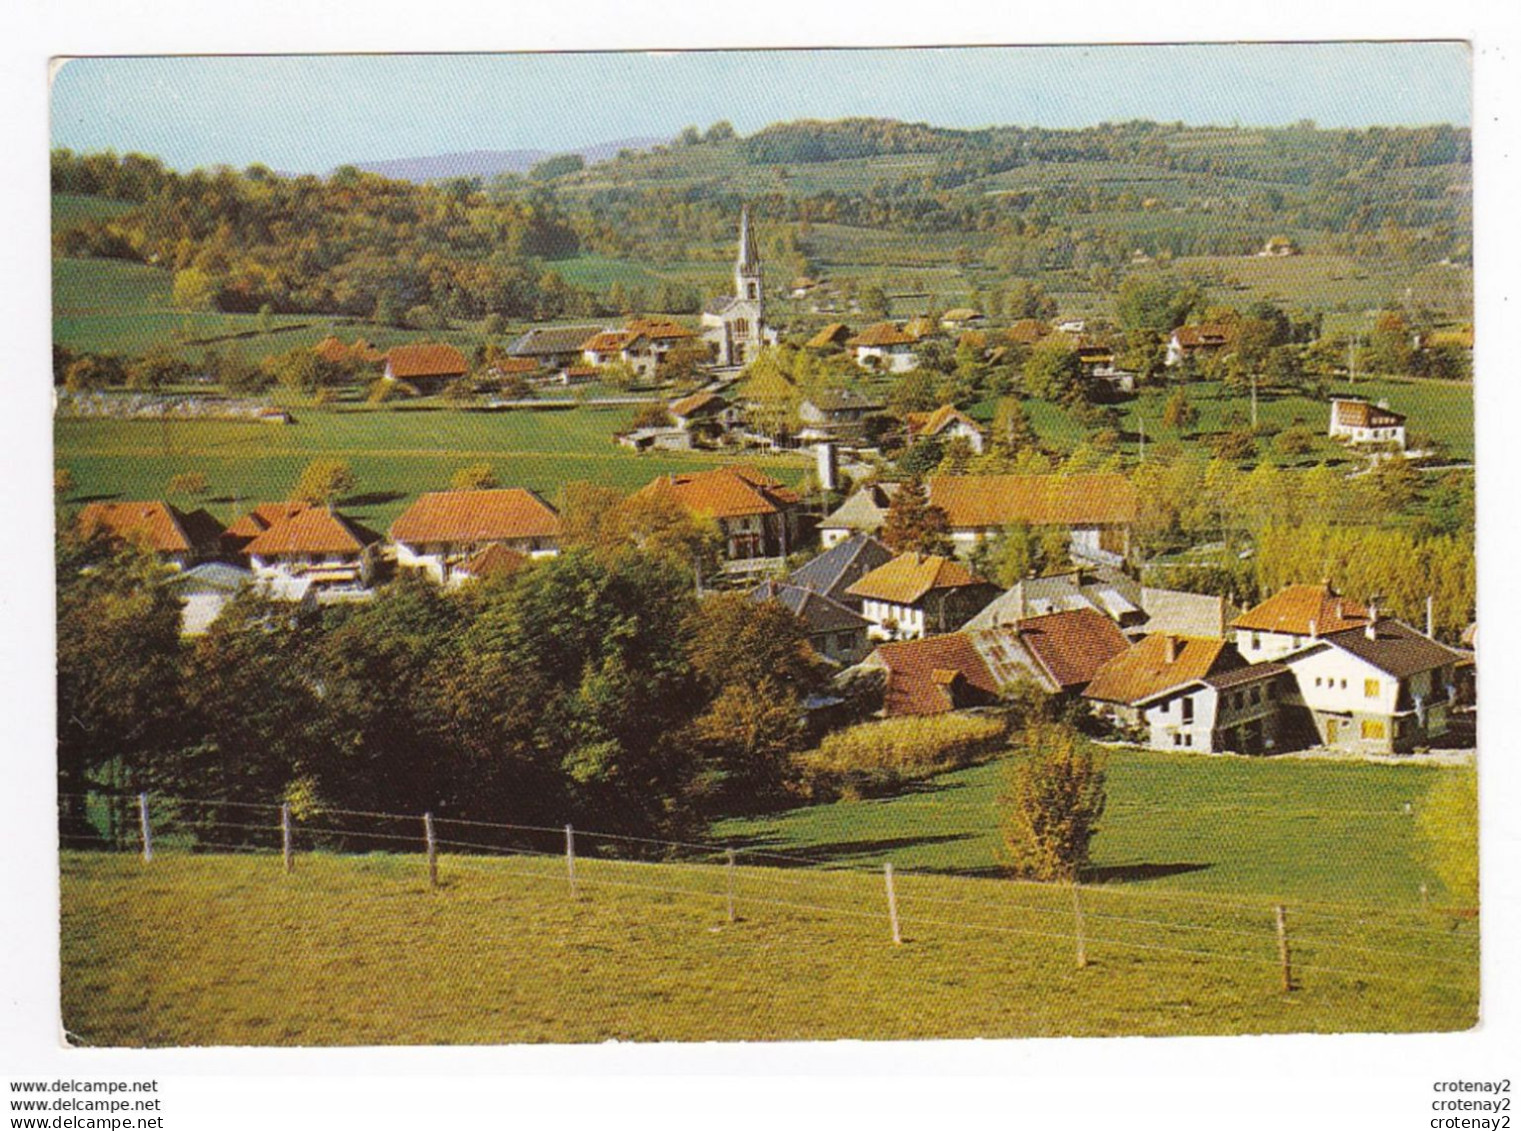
(736, 205, 760, 272)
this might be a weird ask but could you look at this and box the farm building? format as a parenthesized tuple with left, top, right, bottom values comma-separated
(1232, 583, 1370, 662)
(75, 500, 223, 570)
(906, 405, 987, 453)
(1328, 396, 1407, 449)
(633, 466, 802, 567)
(928, 472, 1137, 567)
(750, 579, 872, 667)
(964, 565, 1230, 641)
(845, 552, 998, 641)
(389, 488, 561, 583)
(384, 343, 469, 395)
(847, 322, 919, 372)
(241, 504, 382, 592)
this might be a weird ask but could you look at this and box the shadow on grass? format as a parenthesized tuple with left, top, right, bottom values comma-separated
(1081, 862, 1213, 884)
(340, 491, 407, 507)
(70, 492, 123, 504)
(725, 832, 977, 869)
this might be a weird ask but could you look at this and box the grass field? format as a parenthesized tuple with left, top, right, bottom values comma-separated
(54, 407, 810, 528)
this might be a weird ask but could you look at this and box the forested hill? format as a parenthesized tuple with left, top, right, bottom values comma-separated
(50, 117, 1471, 324)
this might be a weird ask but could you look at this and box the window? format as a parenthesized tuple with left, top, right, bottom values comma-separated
(1364, 679, 1380, 698)
(1315, 676, 1323, 687)
(733, 318, 749, 337)
(1174, 733, 1184, 747)
(1251, 633, 1262, 651)
(1181, 697, 1194, 724)
(1183, 734, 1193, 747)
(1266, 682, 1276, 699)
(1250, 687, 1261, 706)
(1361, 719, 1387, 740)
(1340, 679, 1348, 690)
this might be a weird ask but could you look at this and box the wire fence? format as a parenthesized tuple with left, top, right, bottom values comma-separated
(58, 790, 1481, 1001)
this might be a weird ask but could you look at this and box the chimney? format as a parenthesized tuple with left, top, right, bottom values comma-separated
(1366, 599, 1379, 641)
(1163, 634, 1179, 664)
(1426, 595, 1435, 638)
(1309, 618, 1318, 640)
(1335, 600, 1344, 621)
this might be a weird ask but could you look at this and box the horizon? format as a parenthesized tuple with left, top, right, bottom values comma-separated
(50, 44, 1470, 175)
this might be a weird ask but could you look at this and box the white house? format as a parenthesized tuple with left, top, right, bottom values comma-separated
(1279, 616, 1464, 754)
(906, 404, 987, 453)
(848, 323, 920, 372)
(1131, 662, 1291, 755)
(845, 552, 998, 641)
(241, 505, 382, 591)
(928, 473, 1136, 567)
(1231, 583, 1370, 662)
(389, 488, 561, 583)
(819, 483, 901, 549)
(1328, 397, 1407, 449)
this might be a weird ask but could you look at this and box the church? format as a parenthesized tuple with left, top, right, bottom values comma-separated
(702, 207, 777, 368)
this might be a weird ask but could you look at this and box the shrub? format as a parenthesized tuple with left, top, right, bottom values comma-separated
(997, 722, 1107, 881)
(793, 713, 1006, 801)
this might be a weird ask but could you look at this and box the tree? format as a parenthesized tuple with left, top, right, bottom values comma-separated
(1115, 273, 1203, 335)
(1160, 388, 1199, 433)
(1367, 311, 1414, 375)
(879, 476, 953, 556)
(992, 398, 1038, 453)
(55, 467, 76, 498)
(172, 267, 217, 311)
(997, 723, 1107, 882)
(167, 471, 209, 497)
(451, 463, 500, 491)
(628, 402, 674, 431)
(290, 458, 357, 507)
(1023, 336, 1085, 405)
(860, 285, 891, 320)
(528, 153, 586, 181)
(127, 347, 192, 391)
(1416, 766, 1477, 907)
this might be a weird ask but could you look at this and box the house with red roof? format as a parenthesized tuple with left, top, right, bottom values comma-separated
(388, 488, 561, 583)
(75, 501, 223, 570)
(847, 323, 919, 372)
(633, 466, 802, 565)
(384, 343, 469, 395)
(859, 633, 1002, 716)
(929, 472, 1136, 567)
(1328, 396, 1407, 449)
(241, 504, 382, 591)
(1231, 583, 1370, 661)
(905, 405, 986, 453)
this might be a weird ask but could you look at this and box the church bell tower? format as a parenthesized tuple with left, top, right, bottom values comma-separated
(734, 206, 763, 313)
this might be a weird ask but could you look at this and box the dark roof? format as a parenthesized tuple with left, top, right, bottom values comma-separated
(805, 389, 886, 413)
(1203, 662, 1289, 691)
(507, 326, 609, 357)
(1318, 619, 1464, 679)
(750, 580, 870, 635)
(787, 533, 895, 604)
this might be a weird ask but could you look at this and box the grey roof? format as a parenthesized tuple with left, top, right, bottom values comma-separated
(1139, 587, 1230, 639)
(704, 295, 738, 316)
(819, 483, 901, 534)
(1317, 619, 1465, 679)
(1204, 662, 1289, 691)
(750, 580, 869, 634)
(965, 566, 1142, 630)
(168, 562, 254, 594)
(787, 533, 895, 605)
(507, 326, 606, 357)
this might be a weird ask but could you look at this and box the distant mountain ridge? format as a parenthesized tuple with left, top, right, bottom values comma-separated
(341, 137, 667, 182)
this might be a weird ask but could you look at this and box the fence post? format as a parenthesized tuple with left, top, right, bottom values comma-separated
(1071, 880, 1088, 969)
(137, 793, 153, 863)
(423, 812, 438, 890)
(725, 848, 737, 924)
(565, 824, 578, 899)
(884, 862, 902, 945)
(281, 803, 293, 874)
(1420, 882, 1430, 912)
(1275, 904, 1294, 993)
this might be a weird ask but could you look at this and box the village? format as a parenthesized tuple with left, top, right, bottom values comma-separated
(67, 209, 1475, 765)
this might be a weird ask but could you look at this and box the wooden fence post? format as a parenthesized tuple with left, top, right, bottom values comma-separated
(424, 812, 438, 890)
(1275, 904, 1294, 992)
(1420, 882, 1430, 912)
(565, 824, 578, 899)
(1071, 880, 1088, 969)
(725, 848, 737, 924)
(281, 803, 293, 874)
(884, 862, 902, 945)
(137, 793, 153, 863)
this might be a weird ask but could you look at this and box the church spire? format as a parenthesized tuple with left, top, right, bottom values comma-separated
(736, 205, 759, 273)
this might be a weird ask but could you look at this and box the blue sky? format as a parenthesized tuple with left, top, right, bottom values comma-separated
(50, 43, 1470, 173)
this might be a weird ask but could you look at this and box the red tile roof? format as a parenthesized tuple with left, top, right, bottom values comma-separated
(1232, 584, 1369, 636)
(1171, 323, 1231, 349)
(907, 404, 985, 441)
(848, 322, 917, 348)
(243, 506, 379, 558)
(635, 466, 801, 521)
(76, 501, 219, 556)
(669, 391, 728, 418)
(225, 502, 308, 542)
(386, 343, 468, 379)
(389, 489, 561, 545)
(846, 553, 987, 606)
(873, 633, 999, 716)
(1083, 634, 1234, 706)
(1331, 398, 1406, 429)
(459, 543, 529, 580)
(581, 330, 636, 353)
(625, 318, 697, 341)
(928, 473, 1136, 529)
(1016, 608, 1130, 690)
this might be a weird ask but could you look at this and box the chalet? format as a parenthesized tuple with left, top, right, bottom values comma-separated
(1259, 236, 1299, 257)
(786, 533, 895, 607)
(750, 579, 872, 666)
(804, 323, 853, 352)
(797, 389, 886, 440)
(819, 485, 902, 548)
(75, 500, 223, 570)
(905, 405, 986, 453)
(1083, 633, 1280, 752)
(1328, 397, 1407, 449)
(1232, 583, 1369, 662)
(633, 466, 802, 565)
(508, 325, 610, 370)
(847, 323, 919, 372)
(940, 308, 984, 332)
(965, 566, 1231, 641)
(241, 504, 382, 591)
(790, 276, 822, 300)
(845, 552, 998, 641)
(928, 473, 1137, 567)
(1164, 323, 1231, 367)
(384, 343, 469, 395)
(669, 391, 738, 438)
(581, 330, 639, 369)
(1278, 615, 1465, 754)
(389, 488, 562, 583)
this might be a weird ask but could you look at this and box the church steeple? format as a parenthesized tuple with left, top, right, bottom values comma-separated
(734, 206, 762, 305)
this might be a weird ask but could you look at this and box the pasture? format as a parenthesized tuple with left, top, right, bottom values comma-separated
(54, 407, 810, 529)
